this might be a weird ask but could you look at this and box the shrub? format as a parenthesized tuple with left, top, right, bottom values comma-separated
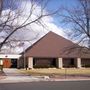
(33, 65, 55, 68)
(0, 65, 3, 71)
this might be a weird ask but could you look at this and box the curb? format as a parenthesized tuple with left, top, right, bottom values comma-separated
(49, 78, 90, 81)
(0, 77, 90, 83)
(0, 76, 49, 83)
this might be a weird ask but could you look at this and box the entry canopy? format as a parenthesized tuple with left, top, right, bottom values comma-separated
(0, 54, 21, 59)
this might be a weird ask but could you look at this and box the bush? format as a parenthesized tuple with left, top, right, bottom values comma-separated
(33, 65, 55, 68)
(82, 64, 90, 67)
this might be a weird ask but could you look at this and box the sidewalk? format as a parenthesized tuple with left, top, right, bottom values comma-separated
(0, 68, 49, 83)
(0, 70, 6, 79)
(0, 68, 90, 83)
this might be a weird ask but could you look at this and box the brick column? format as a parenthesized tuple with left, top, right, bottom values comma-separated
(57, 58, 63, 68)
(77, 58, 81, 68)
(28, 57, 33, 69)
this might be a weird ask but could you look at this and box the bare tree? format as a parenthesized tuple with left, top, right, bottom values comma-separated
(0, 0, 3, 15)
(58, 0, 90, 52)
(0, 0, 58, 52)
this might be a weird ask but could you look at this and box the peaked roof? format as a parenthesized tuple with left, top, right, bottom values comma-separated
(24, 31, 81, 58)
(25, 32, 90, 58)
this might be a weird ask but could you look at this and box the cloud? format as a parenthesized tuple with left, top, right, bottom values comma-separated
(18, 1, 65, 35)
(41, 16, 65, 36)
(17, 0, 65, 36)
(0, 0, 66, 53)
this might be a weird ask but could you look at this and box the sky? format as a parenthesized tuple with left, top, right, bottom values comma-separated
(45, 0, 78, 26)
(46, 0, 77, 10)
(0, 0, 79, 53)
(2, 0, 78, 29)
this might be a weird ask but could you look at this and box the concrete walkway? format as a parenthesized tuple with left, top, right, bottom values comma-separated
(0, 68, 90, 83)
(0, 68, 49, 83)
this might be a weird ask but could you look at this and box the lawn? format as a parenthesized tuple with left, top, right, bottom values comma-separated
(19, 68, 90, 77)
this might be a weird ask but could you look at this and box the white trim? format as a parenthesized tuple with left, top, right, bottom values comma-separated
(0, 54, 21, 59)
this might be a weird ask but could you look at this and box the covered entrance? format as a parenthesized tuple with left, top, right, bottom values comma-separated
(81, 58, 90, 67)
(63, 58, 76, 68)
(3, 59, 17, 68)
(33, 58, 57, 68)
(0, 54, 21, 68)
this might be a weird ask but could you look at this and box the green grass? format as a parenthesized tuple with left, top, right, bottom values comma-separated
(19, 68, 90, 76)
